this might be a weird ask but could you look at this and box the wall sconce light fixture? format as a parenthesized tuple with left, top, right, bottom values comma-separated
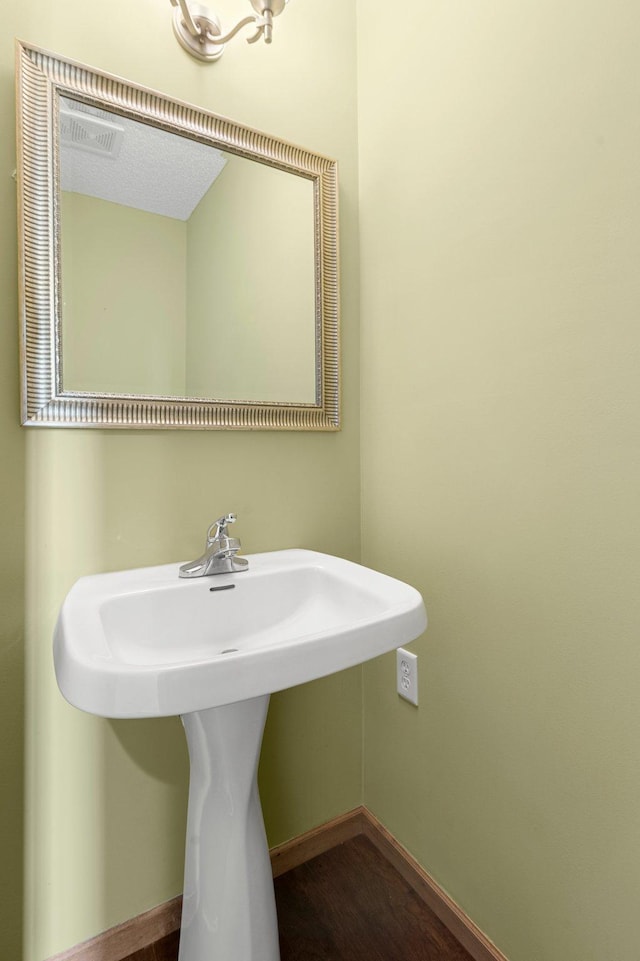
(170, 0, 289, 61)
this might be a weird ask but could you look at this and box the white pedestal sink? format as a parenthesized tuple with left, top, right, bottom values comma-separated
(54, 550, 426, 961)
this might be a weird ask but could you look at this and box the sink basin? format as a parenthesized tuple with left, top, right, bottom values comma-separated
(53, 548, 426, 961)
(54, 549, 426, 718)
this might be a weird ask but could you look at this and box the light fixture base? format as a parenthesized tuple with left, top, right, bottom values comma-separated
(172, 3, 225, 62)
(250, 0, 287, 15)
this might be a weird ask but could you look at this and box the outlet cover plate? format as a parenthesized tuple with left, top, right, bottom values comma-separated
(397, 647, 418, 706)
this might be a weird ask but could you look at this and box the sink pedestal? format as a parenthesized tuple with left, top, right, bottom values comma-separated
(179, 695, 279, 961)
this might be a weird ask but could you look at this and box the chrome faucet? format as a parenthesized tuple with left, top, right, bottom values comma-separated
(179, 513, 249, 578)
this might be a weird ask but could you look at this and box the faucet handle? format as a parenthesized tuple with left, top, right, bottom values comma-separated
(207, 513, 237, 544)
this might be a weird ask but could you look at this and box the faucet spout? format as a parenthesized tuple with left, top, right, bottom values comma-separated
(179, 513, 249, 578)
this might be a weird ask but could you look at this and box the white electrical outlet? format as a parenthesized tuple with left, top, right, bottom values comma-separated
(396, 648, 418, 706)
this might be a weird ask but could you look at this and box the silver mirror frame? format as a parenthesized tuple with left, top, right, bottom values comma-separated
(15, 41, 340, 430)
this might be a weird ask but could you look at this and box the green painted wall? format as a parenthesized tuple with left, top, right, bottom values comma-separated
(5, 3, 639, 961)
(358, 3, 640, 961)
(3, 2, 361, 959)
(0, 16, 26, 961)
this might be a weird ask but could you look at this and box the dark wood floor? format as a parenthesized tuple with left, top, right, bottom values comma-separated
(127, 835, 474, 961)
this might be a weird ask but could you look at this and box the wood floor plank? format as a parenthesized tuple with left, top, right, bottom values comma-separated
(150, 930, 180, 961)
(121, 946, 156, 961)
(275, 835, 475, 961)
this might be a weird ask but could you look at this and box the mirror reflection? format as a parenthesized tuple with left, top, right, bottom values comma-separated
(59, 96, 317, 404)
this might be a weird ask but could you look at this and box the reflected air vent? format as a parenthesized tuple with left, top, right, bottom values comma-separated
(60, 105, 125, 159)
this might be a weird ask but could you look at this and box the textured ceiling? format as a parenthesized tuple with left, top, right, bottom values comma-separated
(59, 96, 228, 221)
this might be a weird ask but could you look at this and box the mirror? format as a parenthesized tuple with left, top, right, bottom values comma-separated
(16, 42, 340, 430)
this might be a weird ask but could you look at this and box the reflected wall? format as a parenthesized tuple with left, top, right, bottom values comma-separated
(60, 140, 316, 404)
(61, 194, 188, 396)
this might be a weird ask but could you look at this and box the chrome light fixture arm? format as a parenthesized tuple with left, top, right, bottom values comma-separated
(170, 0, 287, 61)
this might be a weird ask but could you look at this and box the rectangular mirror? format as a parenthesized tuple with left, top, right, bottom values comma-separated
(16, 42, 340, 430)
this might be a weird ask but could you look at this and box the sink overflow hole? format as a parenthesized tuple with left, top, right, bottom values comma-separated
(221, 648, 239, 655)
(209, 584, 236, 592)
